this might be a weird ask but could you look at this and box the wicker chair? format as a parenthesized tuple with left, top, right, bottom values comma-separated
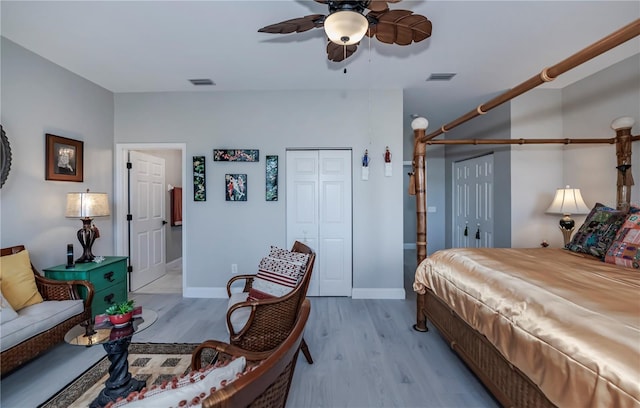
(192, 299, 311, 408)
(225, 241, 315, 364)
(0, 245, 94, 376)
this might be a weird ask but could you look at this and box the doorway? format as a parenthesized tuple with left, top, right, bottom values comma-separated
(285, 149, 353, 296)
(115, 143, 186, 295)
(452, 153, 494, 248)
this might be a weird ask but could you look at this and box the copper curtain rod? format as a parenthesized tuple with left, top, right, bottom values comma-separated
(419, 19, 640, 143)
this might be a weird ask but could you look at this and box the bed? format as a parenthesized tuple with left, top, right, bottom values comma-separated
(414, 247, 640, 407)
(409, 20, 640, 408)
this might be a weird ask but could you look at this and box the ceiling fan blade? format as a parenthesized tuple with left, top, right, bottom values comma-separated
(314, 0, 329, 3)
(258, 14, 325, 34)
(366, 0, 401, 12)
(367, 1, 389, 12)
(327, 41, 358, 62)
(367, 10, 432, 45)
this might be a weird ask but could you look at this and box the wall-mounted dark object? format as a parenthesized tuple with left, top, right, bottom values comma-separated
(0, 125, 11, 188)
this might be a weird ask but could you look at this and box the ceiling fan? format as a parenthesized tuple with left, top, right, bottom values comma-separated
(258, 0, 432, 62)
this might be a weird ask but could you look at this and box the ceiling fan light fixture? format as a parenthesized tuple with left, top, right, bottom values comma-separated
(324, 10, 368, 46)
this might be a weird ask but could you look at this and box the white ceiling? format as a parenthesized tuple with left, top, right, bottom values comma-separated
(2, 1, 639, 128)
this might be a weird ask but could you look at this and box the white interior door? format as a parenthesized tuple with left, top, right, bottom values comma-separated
(453, 154, 494, 248)
(129, 150, 166, 291)
(286, 150, 352, 296)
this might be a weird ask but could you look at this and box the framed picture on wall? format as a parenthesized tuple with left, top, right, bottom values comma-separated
(225, 174, 247, 201)
(265, 155, 278, 201)
(193, 156, 206, 201)
(213, 149, 259, 162)
(45, 134, 83, 182)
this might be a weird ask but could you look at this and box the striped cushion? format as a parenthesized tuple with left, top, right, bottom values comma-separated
(248, 257, 305, 301)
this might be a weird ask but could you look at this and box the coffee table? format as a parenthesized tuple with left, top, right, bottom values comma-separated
(65, 309, 158, 408)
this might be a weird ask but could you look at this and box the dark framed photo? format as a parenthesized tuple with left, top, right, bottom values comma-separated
(213, 149, 259, 162)
(45, 134, 83, 182)
(225, 174, 247, 201)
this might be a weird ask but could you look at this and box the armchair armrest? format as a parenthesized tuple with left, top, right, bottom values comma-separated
(34, 274, 95, 309)
(191, 339, 271, 370)
(226, 274, 256, 297)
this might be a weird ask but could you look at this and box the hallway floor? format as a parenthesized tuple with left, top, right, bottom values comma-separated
(135, 261, 182, 294)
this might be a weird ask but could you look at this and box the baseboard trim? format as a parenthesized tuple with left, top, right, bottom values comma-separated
(183, 287, 228, 298)
(184, 286, 406, 300)
(166, 257, 182, 270)
(351, 288, 405, 299)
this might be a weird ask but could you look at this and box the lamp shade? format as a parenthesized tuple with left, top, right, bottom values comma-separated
(545, 186, 590, 215)
(324, 11, 369, 45)
(66, 191, 110, 218)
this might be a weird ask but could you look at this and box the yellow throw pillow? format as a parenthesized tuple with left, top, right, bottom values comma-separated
(0, 250, 44, 310)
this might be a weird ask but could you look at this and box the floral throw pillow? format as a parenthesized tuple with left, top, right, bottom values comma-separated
(566, 203, 627, 259)
(604, 207, 640, 269)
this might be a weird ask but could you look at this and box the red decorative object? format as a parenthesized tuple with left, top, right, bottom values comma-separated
(108, 311, 133, 326)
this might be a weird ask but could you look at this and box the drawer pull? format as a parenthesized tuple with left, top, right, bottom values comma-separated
(104, 293, 115, 305)
(104, 271, 115, 282)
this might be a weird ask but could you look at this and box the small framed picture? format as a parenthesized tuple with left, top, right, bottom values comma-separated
(265, 155, 278, 201)
(45, 134, 83, 182)
(214, 149, 259, 162)
(193, 156, 206, 201)
(225, 174, 247, 201)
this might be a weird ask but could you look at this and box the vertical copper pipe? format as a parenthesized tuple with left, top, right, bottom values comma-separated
(614, 126, 634, 212)
(413, 128, 428, 332)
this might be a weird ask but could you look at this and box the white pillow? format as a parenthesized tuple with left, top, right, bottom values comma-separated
(0, 290, 19, 324)
(109, 356, 246, 408)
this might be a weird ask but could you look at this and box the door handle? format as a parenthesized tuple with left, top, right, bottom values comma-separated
(104, 293, 115, 305)
(162, 220, 168, 225)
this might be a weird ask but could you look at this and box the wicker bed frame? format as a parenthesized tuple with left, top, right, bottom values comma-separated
(419, 289, 554, 408)
(410, 21, 639, 408)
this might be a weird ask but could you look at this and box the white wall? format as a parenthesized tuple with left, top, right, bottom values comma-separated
(510, 55, 640, 248)
(510, 89, 564, 248)
(114, 90, 405, 298)
(0, 38, 114, 270)
(563, 54, 640, 209)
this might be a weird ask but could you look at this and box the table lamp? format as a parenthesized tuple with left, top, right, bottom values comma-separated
(66, 189, 110, 263)
(545, 185, 590, 246)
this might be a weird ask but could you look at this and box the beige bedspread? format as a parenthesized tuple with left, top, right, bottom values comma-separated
(414, 247, 640, 408)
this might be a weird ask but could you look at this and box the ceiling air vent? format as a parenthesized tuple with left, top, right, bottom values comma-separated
(426, 73, 456, 81)
(189, 78, 215, 86)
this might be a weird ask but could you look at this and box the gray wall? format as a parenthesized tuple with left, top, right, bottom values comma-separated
(114, 90, 406, 298)
(0, 38, 114, 270)
(562, 54, 640, 208)
(444, 102, 512, 248)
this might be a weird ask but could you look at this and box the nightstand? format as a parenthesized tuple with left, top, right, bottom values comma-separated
(44, 256, 128, 318)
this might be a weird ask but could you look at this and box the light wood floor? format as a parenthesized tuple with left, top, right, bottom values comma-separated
(0, 252, 499, 408)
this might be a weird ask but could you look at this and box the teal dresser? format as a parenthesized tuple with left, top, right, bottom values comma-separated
(44, 256, 128, 318)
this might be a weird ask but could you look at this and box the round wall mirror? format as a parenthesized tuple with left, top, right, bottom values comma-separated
(0, 125, 12, 188)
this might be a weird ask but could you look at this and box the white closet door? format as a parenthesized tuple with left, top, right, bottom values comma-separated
(453, 154, 494, 248)
(286, 150, 352, 296)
